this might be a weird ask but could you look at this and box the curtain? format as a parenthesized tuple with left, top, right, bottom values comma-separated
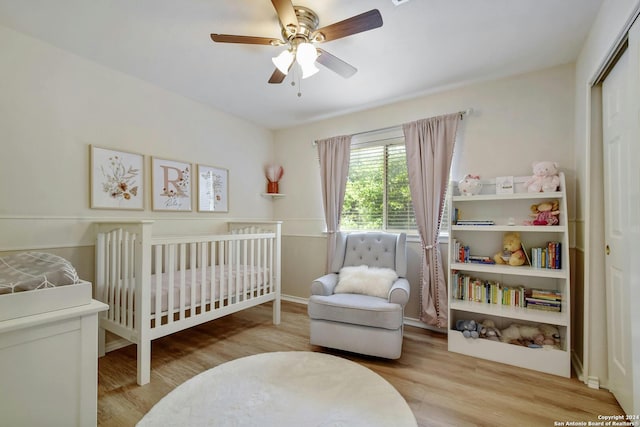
(316, 135, 352, 272)
(403, 113, 461, 327)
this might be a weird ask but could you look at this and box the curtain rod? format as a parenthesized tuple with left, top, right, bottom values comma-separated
(312, 108, 473, 147)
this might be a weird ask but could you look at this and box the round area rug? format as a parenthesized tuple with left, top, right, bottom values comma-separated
(137, 351, 417, 427)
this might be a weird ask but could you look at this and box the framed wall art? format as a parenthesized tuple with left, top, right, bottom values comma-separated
(495, 176, 515, 194)
(151, 157, 192, 211)
(90, 145, 144, 210)
(197, 164, 229, 212)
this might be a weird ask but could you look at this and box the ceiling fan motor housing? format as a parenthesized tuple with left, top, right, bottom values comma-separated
(282, 6, 320, 43)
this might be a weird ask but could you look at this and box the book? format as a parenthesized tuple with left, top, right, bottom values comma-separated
(456, 220, 495, 225)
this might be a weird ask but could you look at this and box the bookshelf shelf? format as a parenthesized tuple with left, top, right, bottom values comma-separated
(447, 173, 571, 377)
(449, 262, 568, 279)
(449, 300, 569, 326)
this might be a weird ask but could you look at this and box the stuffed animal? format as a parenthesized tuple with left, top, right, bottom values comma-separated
(493, 232, 526, 266)
(538, 324, 561, 348)
(479, 319, 502, 342)
(458, 174, 482, 196)
(455, 319, 481, 339)
(528, 200, 560, 226)
(525, 161, 560, 193)
(500, 323, 542, 347)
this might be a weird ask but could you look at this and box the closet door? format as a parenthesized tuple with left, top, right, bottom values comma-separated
(602, 19, 640, 414)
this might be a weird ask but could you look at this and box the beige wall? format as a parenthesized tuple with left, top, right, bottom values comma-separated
(574, 0, 640, 386)
(1, 17, 591, 363)
(0, 25, 275, 277)
(273, 63, 576, 322)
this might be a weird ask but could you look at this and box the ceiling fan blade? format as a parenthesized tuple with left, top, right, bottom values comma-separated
(316, 48, 357, 79)
(268, 68, 287, 84)
(271, 0, 299, 34)
(312, 9, 383, 43)
(211, 34, 282, 45)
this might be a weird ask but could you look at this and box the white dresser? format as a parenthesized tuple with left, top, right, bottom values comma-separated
(0, 283, 108, 427)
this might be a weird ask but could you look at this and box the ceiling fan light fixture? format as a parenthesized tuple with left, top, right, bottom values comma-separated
(300, 61, 319, 79)
(272, 49, 294, 74)
(295, 42, 318, 67)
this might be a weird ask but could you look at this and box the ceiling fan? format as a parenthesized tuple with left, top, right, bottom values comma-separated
(210, 0, 383, 84)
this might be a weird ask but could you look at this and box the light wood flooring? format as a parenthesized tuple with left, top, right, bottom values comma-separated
(98, 301, 623, 427)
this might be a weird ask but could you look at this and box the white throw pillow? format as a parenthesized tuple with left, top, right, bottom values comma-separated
(335, 265, 398, 299)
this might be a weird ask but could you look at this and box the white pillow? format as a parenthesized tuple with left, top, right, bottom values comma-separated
(335, 265, 398, 298)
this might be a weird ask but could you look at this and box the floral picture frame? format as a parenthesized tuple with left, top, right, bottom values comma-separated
(197, 164, 229, 213)
(151, 157, 192, 211)
(90, 145, 144, 210)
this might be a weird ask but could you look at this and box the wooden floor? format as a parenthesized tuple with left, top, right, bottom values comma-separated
(98, 301, 623, 427)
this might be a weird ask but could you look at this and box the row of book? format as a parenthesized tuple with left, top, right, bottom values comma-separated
(529, 242, 562, 269)
(451, 239, 496, 264)
(451, 273, 525, 306)
(451, 208, 496, 226)
(451, 272, 562, 312)
(525, 288, 562, 312)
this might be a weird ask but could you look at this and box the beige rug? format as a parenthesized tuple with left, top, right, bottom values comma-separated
(137, 351, 417, 427)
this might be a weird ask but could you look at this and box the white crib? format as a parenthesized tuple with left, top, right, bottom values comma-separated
(95, 220, 281, 385)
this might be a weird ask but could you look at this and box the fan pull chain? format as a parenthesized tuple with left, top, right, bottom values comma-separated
(289, 64, 303, 97)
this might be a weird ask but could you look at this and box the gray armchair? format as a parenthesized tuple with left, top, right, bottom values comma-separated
(308, 231, 410, 359)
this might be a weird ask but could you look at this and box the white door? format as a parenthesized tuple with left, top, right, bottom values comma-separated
(602, 34, 638, 413)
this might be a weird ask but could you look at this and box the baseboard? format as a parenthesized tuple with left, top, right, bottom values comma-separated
(587, 376, 601, 390)
(105, 337, 133, 353)
(404, 317, 447, 333)
(571, 349, 585, 383)
(281, 294, 308, 305)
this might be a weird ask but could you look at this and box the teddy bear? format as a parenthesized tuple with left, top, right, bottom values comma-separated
(479, 319, 502, 341)
(455, 319, 481, 339)
(525, 161, 560, 193)
(493, 232, 526, 266)
(500, 323, 542, 347)
(527, 200, 560, 226)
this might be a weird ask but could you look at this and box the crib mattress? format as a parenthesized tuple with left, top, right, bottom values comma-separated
(150, 265, 270, 315)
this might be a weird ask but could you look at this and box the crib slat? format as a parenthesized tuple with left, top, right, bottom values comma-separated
(108, 231, 117, 321)
(121, 231, 130, 325)
(269, 236, 274, 295)
(227, 241, 233, 304)
(235, 238, 241, 302)
(214, 242, 217, 310)
(250, 239, 255, 298)
(219, 241, 225, 307)
(154, 245, 162, 326)
(128, 233, 136, 328)
(179, 244, 186, 320)
(167, 244, 175, 324)
(190, 242, 197, 315)
(263, 238, 268, 296)
(200, 242, 207, 313)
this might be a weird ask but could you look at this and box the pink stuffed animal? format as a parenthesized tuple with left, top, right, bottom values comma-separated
(526, 161, 560, 193)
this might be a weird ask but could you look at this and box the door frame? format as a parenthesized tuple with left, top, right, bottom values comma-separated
(584, 5, 640, 393)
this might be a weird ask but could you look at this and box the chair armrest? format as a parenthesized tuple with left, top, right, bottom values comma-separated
(388, 278, 410, 306)
(311, 273, 339, 296)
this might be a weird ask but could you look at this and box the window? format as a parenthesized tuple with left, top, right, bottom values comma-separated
(341, 135, 416, 232)
(340, 131, 452, 236)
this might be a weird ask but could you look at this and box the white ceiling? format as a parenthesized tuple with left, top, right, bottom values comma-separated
(0, 0, 603, 130)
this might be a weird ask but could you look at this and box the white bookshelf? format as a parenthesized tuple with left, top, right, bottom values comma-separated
(447, 173, 571, 377)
